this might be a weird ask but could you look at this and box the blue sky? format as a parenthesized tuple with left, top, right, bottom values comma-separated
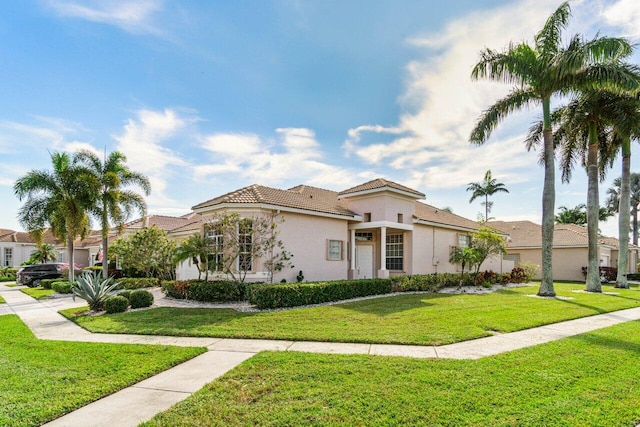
(2, 0, 640, 237)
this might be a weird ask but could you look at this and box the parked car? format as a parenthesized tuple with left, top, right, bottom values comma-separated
(16, 263, 76, 287)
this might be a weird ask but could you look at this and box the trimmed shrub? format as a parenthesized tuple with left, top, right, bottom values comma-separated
(83, 266, 103, 273)
(391, 275, 439, 292)
(626, 273, 640, 281)
(188, 281, 246, 302)
(129, 289, 154, 309)
(40, 279, 59, 289)
(105, 296, 129, 314)
(52, 281, 72, 294)
(0, 276, 15, 282)
(248, 278, 393, 309)
(116, 277, 159, 290)
(118, 290, 132, 301)
(161, 280, 190, 299)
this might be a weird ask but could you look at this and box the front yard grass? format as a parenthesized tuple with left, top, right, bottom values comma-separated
(21, 286, 54, 300)
(63, 283, 640, 345)
(141, 320, 640, 426)
(0, 295, 5, 303)
(0, 315, 205, 427)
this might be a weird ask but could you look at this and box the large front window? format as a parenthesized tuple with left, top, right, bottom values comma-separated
(386, 234, 403, 271)
(205, 223, 224, 272)
(238, 218, 253, 271)
(3, 248, 12, 267)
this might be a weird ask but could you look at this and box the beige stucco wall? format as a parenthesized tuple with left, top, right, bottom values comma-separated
(506, 247, 588, 281)
(342, 193, 415, 223)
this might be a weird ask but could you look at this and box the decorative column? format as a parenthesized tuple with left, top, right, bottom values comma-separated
(350, 229, 356, 270)
(378, 226, 389, 278)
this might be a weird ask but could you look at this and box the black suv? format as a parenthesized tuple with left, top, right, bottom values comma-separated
(16, 263, 67, 287)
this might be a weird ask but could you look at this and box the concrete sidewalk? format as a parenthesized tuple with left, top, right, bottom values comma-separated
(3, 283, 640, 426)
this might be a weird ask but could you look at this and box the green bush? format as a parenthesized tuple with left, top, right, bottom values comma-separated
(188, 281, 246, 302)
(52, 281, 72, 294)
(118, 290, 132, 301)
(161, 280, 189, 299)
(391, 275, 439, 292)
(40, 279, 59, 289)
(105, 296, 129, 314)
(626, 273, 640, 281)
(129, 289, 154, 309)
(0, 276, 15, 282)
(83, 266, 103, 273)
(248, 279, 393, 309)
(519, 261, 539, 282)
(116, 277, 159, 290)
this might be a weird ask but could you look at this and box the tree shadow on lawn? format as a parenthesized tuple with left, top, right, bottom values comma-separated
(570, 320, 640, 353)
(333, 293, 444, 316)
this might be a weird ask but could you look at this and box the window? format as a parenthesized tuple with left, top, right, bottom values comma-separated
(355, 232, 373, 242)
(205, 223, 224, 272)
(386, 234, 403, 270)
(238, 219, 253, 271)
(363, 212, 371, 222)
(458, 234, 470, 248)
(327, 240, 343, 261)
(3, 248, 12, 267)
(397, 213, 404, 223)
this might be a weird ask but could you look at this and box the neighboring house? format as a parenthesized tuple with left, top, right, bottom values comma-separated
(489, 220, 640, 281)
(181, 178, 512, 282)
(0, 229, 61, 267)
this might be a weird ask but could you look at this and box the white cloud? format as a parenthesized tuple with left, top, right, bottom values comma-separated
(603, 0, 640, 38)
(114, 108, 190, 207)
(343, 0, 561, 190)
(43, 0, 164, 35)
(195, 127, 364, 190)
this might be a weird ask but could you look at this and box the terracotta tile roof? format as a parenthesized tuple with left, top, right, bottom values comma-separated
(489, 220, 635, 249)
(124, 214, 202, 232)
(170, 217, 204, 234)
(0, 229, 57, 244)
(413, 202, 480, 231)
(193, 184, 358, 218)
(338, 178, 425, 198)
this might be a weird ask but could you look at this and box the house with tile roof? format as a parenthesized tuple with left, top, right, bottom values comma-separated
(183, 178, 512, 282)
(489, 220, 640, 281)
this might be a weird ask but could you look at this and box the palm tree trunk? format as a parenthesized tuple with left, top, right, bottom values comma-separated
(585, 122, 601, 292)
(102, 206, 109, 280)
(485, 194, 489, 222)
(538, 97, 556, 297)
(616, 138, 631, 289)
(633, 206, 639, 246)
(67, 234, 75, 283)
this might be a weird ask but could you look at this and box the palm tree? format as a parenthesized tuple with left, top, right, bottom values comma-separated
(607, 174, 640, 246)
(74, 150, 151, 279)
(546, 90, 639, 292)
(14, 152, 95, 282)
(31, 243, 58, 264)
(555, 204, 612, 225)
(469, 1, 637, 296)
(466, 170, 509, 222)
(173, 233, 212, 281)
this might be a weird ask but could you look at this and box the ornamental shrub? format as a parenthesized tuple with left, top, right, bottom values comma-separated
(116, 277, 160, 290)
(129, 289, 154, 309)
(161, 280, 190, 299)
(188, 281, 246, 302)
(118, 290, 132, 301)
(391, 275, 439, 292)
(105, 296, 129, 314)
(40, 279, 58, 289)
(510, 267, 527, 283)
(248, 278, 393, 309)
(519, 261, 539, 282)
(0, 276, 15, 282)
(70, 273, 120, 311)
(52, 281, 72, 294)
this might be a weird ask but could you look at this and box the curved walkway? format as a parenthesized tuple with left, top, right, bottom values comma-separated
(2, 283, 640, 426)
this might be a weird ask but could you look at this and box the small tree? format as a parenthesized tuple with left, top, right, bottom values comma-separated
(449, 246, 481, 286)
(469, 225, 507, 275)
(109, 226, 176, 279)
(173, 233, 212, 281)
(207, 211, 293, 283)
(30, 243, 58, 264)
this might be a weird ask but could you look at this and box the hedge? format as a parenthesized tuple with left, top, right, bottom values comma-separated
(40, 279, 59, 289)
(0, 276, 15, 282)
(248, 279, 393, 309)
(116, 277, 160, 290)
(161, 280, 246, 302)
(52, 281, 72, 294)
(129, 289, 154, 309)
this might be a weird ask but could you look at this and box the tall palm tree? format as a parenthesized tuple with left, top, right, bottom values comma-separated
(607, 173, 640, 247)
(173, 233, 212, 281)
(14, 152, 95, 282)
(469, 1, 637, 296)
(74, 150, 151, 279)
(466, 170, 509, 222)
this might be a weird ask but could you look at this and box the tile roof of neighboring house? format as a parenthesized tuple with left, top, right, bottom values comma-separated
(489, 220, 635, 249)
(413, 202, 480, 231)
(338, 178, 426, 198)
(0, 229, 57, 244)
(192, 184, 358, 218)
(170, 217, 204, 234)
(124, 214, 203, 232)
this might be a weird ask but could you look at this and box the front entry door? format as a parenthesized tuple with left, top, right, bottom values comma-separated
(355, 245, 374, 279)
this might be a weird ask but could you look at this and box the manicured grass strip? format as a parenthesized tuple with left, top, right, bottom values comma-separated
(64, 283, 640, 345)
(0, 315, 205, 427)
(142, 321, 640, 427)
(21, 286, 54, 300)
(3, 283, 18, 287)
(0, 295, 5, 303)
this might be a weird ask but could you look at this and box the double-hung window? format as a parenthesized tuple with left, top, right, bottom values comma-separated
(385, 234, 403, 271)
(205, 224, 224, 272)
(3, 248, 12, 267)
(238, 219, 253, 271)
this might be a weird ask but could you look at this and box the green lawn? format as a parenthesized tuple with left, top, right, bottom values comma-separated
(0, 295, 5, 303)
(142, 320, 640, 427)
(0, 315, 205, 427)
(63, 283, 640, 345)
(21, 286, 55, 300)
